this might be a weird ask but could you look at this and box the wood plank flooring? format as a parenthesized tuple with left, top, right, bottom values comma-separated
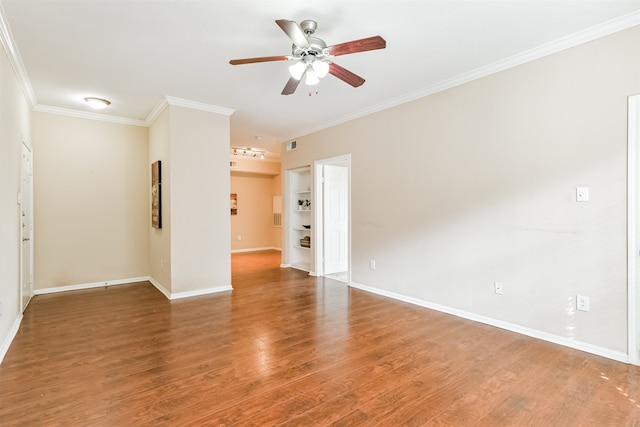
(2, 249, 640, 425)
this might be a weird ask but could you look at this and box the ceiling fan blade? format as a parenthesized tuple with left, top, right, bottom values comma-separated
(327, 35, 386, 57)
(281, 75, 303, 95)
(276, 19, 309, 49)
(229, 55, 288, 65)
(328, 62, 365, 87)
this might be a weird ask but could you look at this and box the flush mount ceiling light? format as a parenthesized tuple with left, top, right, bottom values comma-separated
(84, 97, 111, 109)
(232, 147, 266, 160)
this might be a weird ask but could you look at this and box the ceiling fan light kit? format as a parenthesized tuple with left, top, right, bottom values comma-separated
(230, 19, 386, 95)
(288, 61, 306, 80)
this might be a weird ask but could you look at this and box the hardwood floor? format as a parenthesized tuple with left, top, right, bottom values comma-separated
(2, 249, 640, 426)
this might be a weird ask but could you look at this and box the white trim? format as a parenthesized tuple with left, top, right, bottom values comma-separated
(350, 281, 629, 364)
(34, 276, 150, 295)
(31, 94, 237, 127)
(0, 3, 36, 107)
(145, 96, 235, 126)
(280, 263, 291, 268)
(282, 12, 640, 142)
(314, 164, 324, 277)
(33, 104, 146, 126)
(164, 96, 235, 116)
(34, 276, 233, 301)
(148, 277, 232, 300)
(629, 94, 640, 365)
(148, 276, 171, 299)
(168, 285, 233, 300)
(0, 314, 23, 365)
(19, 141, 34, 313)
(231, 247, 281, 253)
(145, 97, 169, 125)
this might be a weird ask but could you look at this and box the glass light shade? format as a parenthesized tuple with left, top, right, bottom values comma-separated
(312, 60, 329, 78)
(305, 71, 320, 86)
(84, 97, 110, 109)
(288, 61, 306, 80)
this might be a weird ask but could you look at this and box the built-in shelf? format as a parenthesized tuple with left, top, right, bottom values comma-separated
(288, 166, 312, 273)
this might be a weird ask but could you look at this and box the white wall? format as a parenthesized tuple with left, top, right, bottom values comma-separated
(0, 32, 31, 360)
(31, 113, 149, 289)
(282, 27, 640, 357)
(148, 107, 172, 291)
(168, 105, 231, 294)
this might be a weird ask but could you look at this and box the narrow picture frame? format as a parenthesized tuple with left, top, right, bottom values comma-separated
(151, 161, 162, 228)
(231, 193, 237, 215)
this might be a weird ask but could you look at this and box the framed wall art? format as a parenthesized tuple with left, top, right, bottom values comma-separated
(151, 161, 162, 228)
(230, 193, 237, 215)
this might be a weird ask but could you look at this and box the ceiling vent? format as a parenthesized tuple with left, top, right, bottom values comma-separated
(286, 140, 297, 151)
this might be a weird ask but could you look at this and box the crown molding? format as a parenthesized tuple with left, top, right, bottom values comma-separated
(34, 95, 237, 128)
(165, 96, 235, 116)
(33, 104, 146, 126)
(286, 11, 640, 142)
(144, 97, 169, 126)
(144, 96, 235, 126)
(0, 2, 36, 107)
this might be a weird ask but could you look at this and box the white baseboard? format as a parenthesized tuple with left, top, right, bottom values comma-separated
(148, 277, 171, 299)
(0, 313, 23, 365)
(231, 247, 281, 253)
(34, 276, 233, 302)
(169, 285, 233, 300)
(147, 277, 232, 300)
(34, 276, 150, 295)
(349, 281, 629, 364)
(280, 263, 291, 268)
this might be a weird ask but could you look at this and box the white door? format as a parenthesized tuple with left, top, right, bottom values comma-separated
(323, 164, 348, 275)
(20, 142, 34, 312)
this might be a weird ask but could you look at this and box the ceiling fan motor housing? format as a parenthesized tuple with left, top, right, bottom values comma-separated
(291, 20, 327, 59)
(292, 38, 327, 59)
(300, 19, 317, 35)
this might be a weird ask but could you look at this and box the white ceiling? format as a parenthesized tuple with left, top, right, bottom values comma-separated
(1, 1, 639, 160)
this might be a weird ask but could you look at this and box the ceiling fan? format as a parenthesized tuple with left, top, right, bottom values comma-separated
(229, 19, 386, 95)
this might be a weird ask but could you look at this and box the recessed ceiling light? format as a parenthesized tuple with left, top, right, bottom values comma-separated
(84, 97, 111, 109)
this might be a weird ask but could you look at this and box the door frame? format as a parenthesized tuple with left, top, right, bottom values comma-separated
(314, 154, 351, 280)
(628, 94, 640, 365)
(20, 140, 34, 313)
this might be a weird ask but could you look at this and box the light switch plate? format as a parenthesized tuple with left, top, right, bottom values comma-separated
(576, 186, 589, 202)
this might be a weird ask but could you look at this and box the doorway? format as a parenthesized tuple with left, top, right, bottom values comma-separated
(314, 155, 350, 282)
(20, 141, 34, 312)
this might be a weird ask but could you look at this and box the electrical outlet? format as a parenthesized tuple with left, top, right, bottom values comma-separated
(494, 282, 503, 295)
(577, 295, 590, 311)
(370, 260, 376, 270)
(237, 235, 242, 241)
